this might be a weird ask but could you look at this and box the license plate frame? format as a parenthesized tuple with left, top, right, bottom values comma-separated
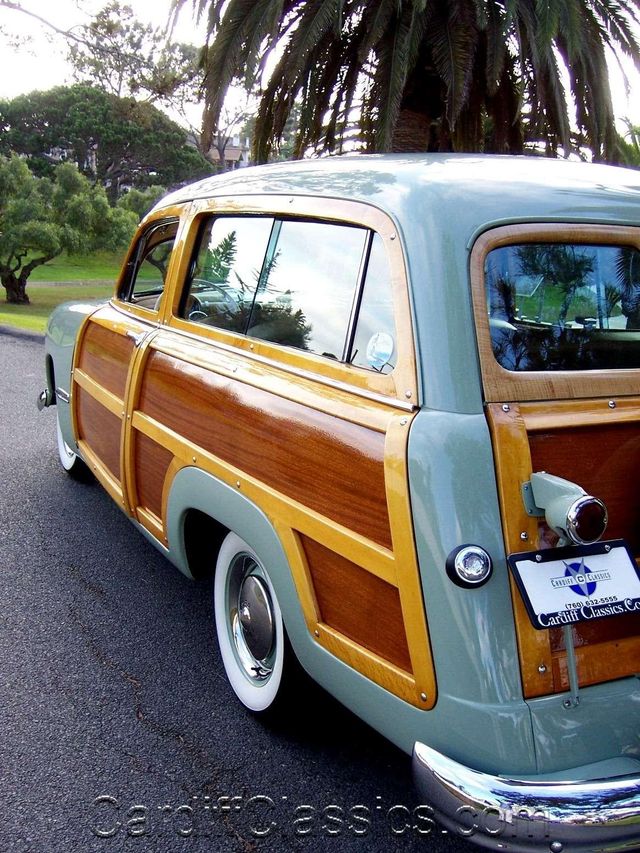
(507, 539, 640, 630)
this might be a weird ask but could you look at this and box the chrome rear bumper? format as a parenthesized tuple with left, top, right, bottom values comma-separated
(413, 741, 640, 852)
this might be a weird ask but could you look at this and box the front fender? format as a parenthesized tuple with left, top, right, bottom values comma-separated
(44, 298, 107, 449)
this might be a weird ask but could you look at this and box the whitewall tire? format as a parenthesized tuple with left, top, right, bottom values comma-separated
(56, 412, 89, 480)
(214, 533, 286, 713)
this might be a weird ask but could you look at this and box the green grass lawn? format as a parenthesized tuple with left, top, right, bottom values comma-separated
(1, 251, 125, 333)
(28, 250, 126, 282)
(0, 284, 114, 333)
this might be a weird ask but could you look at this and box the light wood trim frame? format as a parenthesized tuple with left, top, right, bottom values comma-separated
(121, 330, 160, 525)
(518, 397, 640, 430)
(485, 403, 555, 697)
(384, 413, 436, 703)
(162, 195, 418, 407)
(471, 223, 640, 402)
(77, 438, 124, 507)
(111, 204, 189, 325)
(73, 369, 123, 418)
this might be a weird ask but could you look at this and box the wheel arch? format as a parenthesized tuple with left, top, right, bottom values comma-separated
(166, 467, 310, 645)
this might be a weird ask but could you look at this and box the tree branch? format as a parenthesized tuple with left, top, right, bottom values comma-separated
(0, 1, 87, 45)
(21, 252, 57, 280)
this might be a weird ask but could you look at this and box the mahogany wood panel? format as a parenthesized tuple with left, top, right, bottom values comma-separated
(552, 637, 640, 691)
(138, 351, 392, 549)
(529, 423, 640, 554)
(549, 610, 640, 651)
(76, 386, 121, 480)
(78, 322, 133, 400)
(529, 422, 640, 689)
(302, 536, 411, 672)
(134, 431, 173, 519)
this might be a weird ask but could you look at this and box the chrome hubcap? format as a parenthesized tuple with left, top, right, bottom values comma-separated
(228, 555, 276, 682)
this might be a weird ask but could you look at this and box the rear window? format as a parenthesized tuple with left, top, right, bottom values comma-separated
(485, 242, 640, 371)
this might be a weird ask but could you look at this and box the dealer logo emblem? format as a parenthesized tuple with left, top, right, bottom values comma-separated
(549, 558, 613, 597)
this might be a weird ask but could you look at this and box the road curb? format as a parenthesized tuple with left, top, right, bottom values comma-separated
(0, 324, 45, 343)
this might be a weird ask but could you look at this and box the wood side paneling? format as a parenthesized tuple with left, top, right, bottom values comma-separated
(549, 611, 640, 651)
(302, 536, 411, 672)
(529, 423, 640, 555)
(138, 351, 392, 549)
(75, 386, 121, 480)
(134, 431, 173, 519)
(77, 322, 133, 400)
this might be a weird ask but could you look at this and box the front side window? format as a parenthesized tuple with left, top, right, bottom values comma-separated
(486, 242, 640, 371)
(181, 217, 273, 332)
(121, 220, 178, 310)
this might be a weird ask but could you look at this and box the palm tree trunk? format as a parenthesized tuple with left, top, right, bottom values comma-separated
(391, 109, 432, 152)
(389, 49, 449, 153)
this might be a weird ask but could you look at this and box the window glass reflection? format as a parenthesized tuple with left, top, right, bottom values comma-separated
(247, 220, 368, 359)
(486, 242, 640, 371)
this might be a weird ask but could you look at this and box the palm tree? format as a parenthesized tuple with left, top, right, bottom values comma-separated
(173, 0, 640, 162)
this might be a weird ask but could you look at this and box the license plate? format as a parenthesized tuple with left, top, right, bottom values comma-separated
(508, 539, 640, 630)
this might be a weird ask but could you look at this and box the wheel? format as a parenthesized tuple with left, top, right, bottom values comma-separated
(214, 532, 288, 713)
(56, 412, 91, 481)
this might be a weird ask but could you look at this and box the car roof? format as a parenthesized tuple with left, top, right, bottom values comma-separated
(152, 153, 640, 238)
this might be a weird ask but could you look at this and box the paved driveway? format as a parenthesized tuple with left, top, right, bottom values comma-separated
(0, 329, 476, 853)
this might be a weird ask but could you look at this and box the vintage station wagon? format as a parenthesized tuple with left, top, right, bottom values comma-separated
(39, 155, 640, 850)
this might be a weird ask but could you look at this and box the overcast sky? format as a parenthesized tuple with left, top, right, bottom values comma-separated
(0, 0, 205, 99)
(0, 0, 639, 130)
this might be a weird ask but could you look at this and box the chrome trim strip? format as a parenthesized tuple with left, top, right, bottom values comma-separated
(55, 386, 70, 403)
(413, 741, 640, 852)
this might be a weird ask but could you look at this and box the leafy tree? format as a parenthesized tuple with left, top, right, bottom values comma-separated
(175, 0, 640, 162)
(68, 2, 202, 116)
(0, 155, 137, 304)
(0, 85, 213, 200)
(117, 185, 167, 220)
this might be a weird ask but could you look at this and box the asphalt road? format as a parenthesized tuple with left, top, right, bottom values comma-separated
(0, 330, 477, 853)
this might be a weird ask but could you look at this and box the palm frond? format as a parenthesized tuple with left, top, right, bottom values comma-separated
(427, 0, 478, 127)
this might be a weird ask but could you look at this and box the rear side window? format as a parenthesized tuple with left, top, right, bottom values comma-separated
(486, 242, 640, 371)
(179, 214, 397, 372)
(349, 233, 396, 374)
(247, 220, 368, 359)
